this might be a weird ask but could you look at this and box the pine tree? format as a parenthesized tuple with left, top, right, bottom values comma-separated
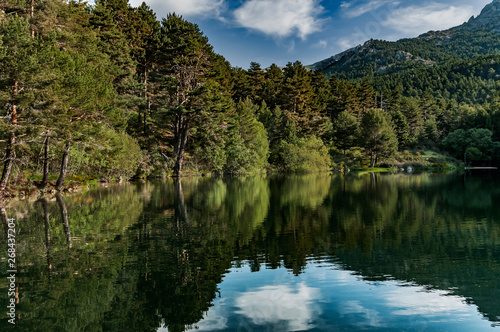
(359, 77, 375, 112)
(280, 61, 321, 136)
(261, 63, 284, 110)
(247, 62, 265, 103)
(390, 110, 410, 149)
(0, 16, 38, 193)
(89, 0, 135, 92)
(231, 67, 252, 102)
(401, 97, 424, 147)
(332, 111, 359, 155)
(360, 109, 398, 167)
(153, 14, 213, 176)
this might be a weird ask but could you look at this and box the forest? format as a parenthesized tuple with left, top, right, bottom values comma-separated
(1, 0, 500, 196)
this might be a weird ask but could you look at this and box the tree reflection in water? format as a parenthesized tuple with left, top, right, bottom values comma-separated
(0, 172, 500, 331)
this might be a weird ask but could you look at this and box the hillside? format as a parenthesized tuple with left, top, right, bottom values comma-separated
(310, 0, 500, 103)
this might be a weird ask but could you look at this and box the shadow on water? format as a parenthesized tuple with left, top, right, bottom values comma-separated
(0, 172, 499, 330)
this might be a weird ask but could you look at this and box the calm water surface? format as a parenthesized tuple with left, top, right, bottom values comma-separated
(1, 171, 500, 331)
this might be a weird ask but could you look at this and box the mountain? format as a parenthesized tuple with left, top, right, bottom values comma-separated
(310, 0, 500, 102)
(462, 0, 500, 32)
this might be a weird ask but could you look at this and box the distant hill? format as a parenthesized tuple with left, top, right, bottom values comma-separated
(310, 0, 500, 104)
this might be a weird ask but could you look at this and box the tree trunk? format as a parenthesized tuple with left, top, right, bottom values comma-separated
(56, 194, 71, 248)
(0, 134, 16, 193)
(173, 117, 189, 177)
(12, 80, 18, 125)
(40, 131, 50, 189)
(143, 67, 149, 135)
(55, 142, 70, 191)
(39, 198, 52, 271)
(0, 79, 19, 194)
(174, 178, 188, 223)
(30, 0, 35, 38)
(0, 206, 9, 234)
(369, 153, 376, 168)
(173, 132, 188, 176)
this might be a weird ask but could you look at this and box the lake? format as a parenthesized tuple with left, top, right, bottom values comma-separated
(1, 171, 500, 331)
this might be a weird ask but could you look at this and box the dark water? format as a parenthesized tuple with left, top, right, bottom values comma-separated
(1, 171, 500, 331)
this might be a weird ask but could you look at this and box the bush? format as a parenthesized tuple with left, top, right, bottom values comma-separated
(69, 127, 143, 180)
(279, 136, 331, 172)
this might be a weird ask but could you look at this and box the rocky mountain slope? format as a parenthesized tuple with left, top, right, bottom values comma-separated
(311, 0, 500, 83)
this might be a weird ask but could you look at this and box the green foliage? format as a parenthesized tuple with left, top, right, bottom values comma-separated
(465, 146, 482, 162)
(360, 109, 398, 167)
(224, 99, 269, 174)
(194, 143, 227, 174)
(3, 0, 500, 188)
(192, 98, 269, 175)
(69, 127, 143, 179)
(0, 15, 39, 114)
(153, 14, 216, 175)
(279, 136, 331, 172)
(442, 128, 500, 162)
(330, 111, 359, 155)
(234, 99, 269, 169)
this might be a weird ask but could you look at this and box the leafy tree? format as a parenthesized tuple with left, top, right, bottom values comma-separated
(153, 14, 213, 176)
(400, 97, 424, 147)
(247, 61, 265, 103)
(359, 109, 398, 167)
(0, 16, 39, 192)
(279, 136, 331, 172)
(359, 77, 375, 111)
(261, 63, 284, 110)
(231, 67, 251, 103)
(465, 147, 482, 163)
(280, 61, 321, 136)
(224, 98, 269, 174)
(332, 111, 359, 155)
(89, 0, 136, 92)
(390, 110, 410, 149)
(310, 69, 331, 115)
(327, 76, 361, 120)
(442, 128, 500, 163)
(120, 2, 160, 136)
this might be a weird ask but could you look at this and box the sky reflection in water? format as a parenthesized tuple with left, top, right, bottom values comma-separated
(3, 172, 500, 331)
(186, 260, 492, 332)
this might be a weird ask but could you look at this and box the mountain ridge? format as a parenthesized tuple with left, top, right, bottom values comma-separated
(310, 0, 500, 82)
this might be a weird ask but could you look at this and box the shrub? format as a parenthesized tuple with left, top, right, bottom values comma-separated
(279, 136, 331, 172)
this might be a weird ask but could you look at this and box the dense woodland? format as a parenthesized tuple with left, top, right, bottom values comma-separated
(1, 0, 500, 195)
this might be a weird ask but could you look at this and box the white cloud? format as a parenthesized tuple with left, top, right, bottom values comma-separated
(316, 39, 328, 48)
(337, 35, 362, 50)
(235, 282, 321, 331)
(233, 0, 325, 39)
(384, 287, 472, 318)
(186, 299, 229, 331)
(382, 3, 475, 35)
(340, 1, 352, 9)
(342, 0, 394, 18)
(128, 0, 225, 18)
(340, 300, 385, 328)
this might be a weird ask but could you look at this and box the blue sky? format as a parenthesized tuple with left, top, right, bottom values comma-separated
(127, 0, 493, 69)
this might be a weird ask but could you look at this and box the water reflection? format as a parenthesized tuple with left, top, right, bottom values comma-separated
(235, 283, 321, 331)
(191, 260, 491, 331)
(0, 172, 499, 331)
